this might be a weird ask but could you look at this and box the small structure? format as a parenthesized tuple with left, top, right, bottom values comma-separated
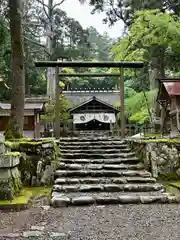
(69, 96, 119, 134)
(0, 102, 45, 138)
(157, 78, 180, 135)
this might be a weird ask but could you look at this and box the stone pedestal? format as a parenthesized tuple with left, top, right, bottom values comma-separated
(0, 151, 22, 200)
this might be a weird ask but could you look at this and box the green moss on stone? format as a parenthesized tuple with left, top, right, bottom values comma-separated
(144, 133, 162, 137)
(170, 182, 180, 189)
(0, 186, 51, 206)
(142, 138, 180, 144)
(0, 189, 32, 205)
(4, 151, 20, 156)
(5, 139, 54, 148)
(162, 181, 180, 195)
(4, 121, 24, 140)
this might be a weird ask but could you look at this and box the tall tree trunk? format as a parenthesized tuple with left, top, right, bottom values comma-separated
(150, 46, 166, 132)
(6, 0, 25, 139)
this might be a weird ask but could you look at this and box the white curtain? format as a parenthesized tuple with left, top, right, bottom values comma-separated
(73, 113, 116, 124)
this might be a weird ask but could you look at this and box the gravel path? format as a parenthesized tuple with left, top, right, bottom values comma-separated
(1, 204, 180, 239)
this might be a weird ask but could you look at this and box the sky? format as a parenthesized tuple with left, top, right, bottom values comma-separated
(45, 0, 124, 38)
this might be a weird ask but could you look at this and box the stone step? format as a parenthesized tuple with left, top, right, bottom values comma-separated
(60, 137, 125, 142)
(60, 157, 139, 164)
(60, 144, 128, 150)
(55, 170, 152, 178)
(61, 148, 132, 154)
(52, 183, 164, 193)
(58, 163, 144, 171)
(60, 141, 126, 145)
(55, 176, 157, 185)
(51, 192, 180, 207)
(62, 152, 136, 159)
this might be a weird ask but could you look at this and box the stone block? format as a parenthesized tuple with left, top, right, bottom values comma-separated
(0, 166, 22, 200)
(104, 184, 123, 192)
(119, 195, 141, 204)
(0, 233, 21, 238)
(0, 168, 12, 179)
(96, 196, 119, 204)
(71, 196, 95, 205)
(49, 232, 68, 240)
(140, 195, 168, 203)
(23, 230, 43, 238)
(62, 185, 78, 192)
(0, 153, 20, 168)
(55, 178, 66, 184)
(0, 143, 5, 154)
(11, 167, 21, 179)
(51, 195, 70, 207)
(66, 178, 80, 184)
(42, 142, 54, 148)
(79, 184, 103, 192)
(68, 164, 82, 170)
(31, 226, 45, 231)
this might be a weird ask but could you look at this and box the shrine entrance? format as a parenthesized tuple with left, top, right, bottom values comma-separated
(77, 119, 110, 131)
(69, 96, 118, 132)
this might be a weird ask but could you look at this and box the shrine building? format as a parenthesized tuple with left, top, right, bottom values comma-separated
(69, 96, 119, 131)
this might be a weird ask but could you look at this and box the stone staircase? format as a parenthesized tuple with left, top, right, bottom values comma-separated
(51, 137, 179, 207)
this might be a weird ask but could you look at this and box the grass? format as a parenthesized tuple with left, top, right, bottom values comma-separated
(0, 186, 52, 206)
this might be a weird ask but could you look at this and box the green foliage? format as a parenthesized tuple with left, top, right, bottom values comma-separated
(116, 89, 157, 124)
(111, 10, 180, 77)
(86, 0, 180, 26)
(86, 27, 114, 61)
(0, 2, 119, 98)
(40, 94, 70, 125)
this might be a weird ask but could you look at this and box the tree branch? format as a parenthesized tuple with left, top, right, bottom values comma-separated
(24, 36, 50, 56)
(36, 0, 50, 20)
(52, 0, 66, 10)
(35, 0, 48, 8)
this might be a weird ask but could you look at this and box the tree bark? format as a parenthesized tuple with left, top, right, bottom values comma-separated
(7, 0, 25, 139)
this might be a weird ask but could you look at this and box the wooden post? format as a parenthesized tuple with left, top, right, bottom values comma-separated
(120, 67, 125, 138)
(55, 66, 60, 139)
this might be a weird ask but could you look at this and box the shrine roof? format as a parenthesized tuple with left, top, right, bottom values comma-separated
(0, 103, 44, 110)
(69, 96, 119, 113)
(159, 78, 180, 96)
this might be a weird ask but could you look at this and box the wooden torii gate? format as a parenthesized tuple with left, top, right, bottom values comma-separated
(35, 61, 144, 139)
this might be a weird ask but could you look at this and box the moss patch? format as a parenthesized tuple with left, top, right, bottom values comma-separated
(27, 186, 52, 198)
(169, 182, 180, 190)
(160, 181, 180, 195)
(158, 173, 180, 181)
(0, 189, 32, 206)
(4, 151, 20, 156)
(142, 138, 180, 144)
(4, 121, 24, 140)
(0, 186, 51, 210)
(4, 139, 54, 149)
(0, 186, 51, 205)
(144, 133, 162, 137)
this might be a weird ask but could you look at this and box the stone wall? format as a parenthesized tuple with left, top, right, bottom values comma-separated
(5, 140, 61, 187)
(128, 139, 180, 180)
(0, 143, 22, 200)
